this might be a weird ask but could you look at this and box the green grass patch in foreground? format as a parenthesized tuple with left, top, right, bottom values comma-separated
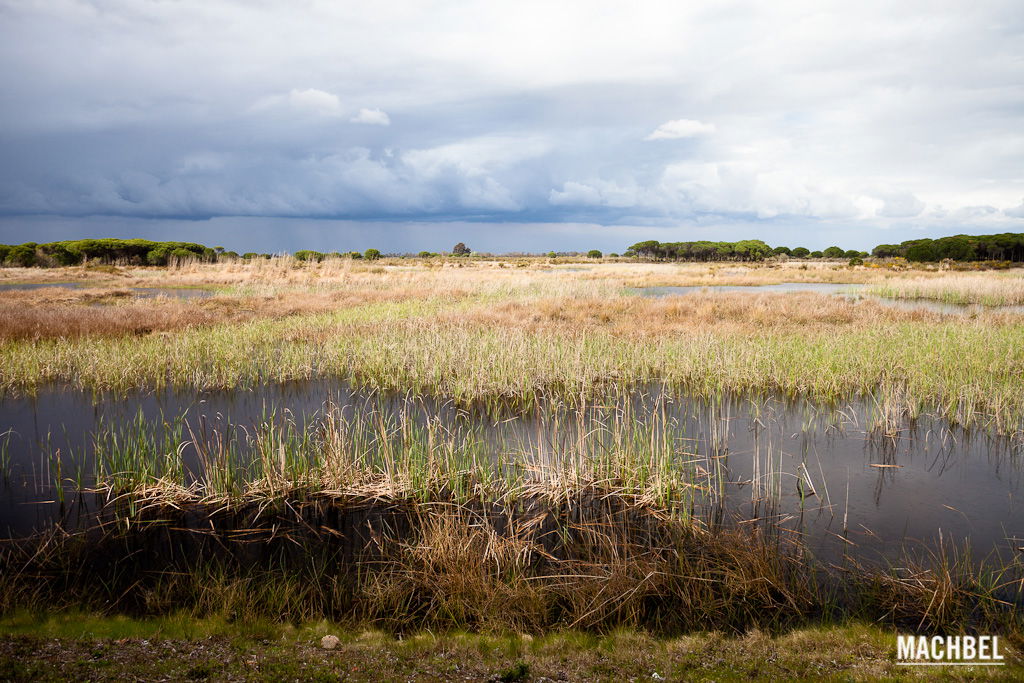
(2, 614, 1020, 681)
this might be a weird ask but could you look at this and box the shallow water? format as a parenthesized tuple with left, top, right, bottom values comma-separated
(0, 282, 214, 299)
(0, 381, 1020, 568)
(630, 282, 1024, 315)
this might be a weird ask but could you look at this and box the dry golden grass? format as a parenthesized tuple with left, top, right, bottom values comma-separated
(0, 287, 430, 341)
(445, 290, 976, 337)
(5, 257, 1020, 298)
(868, 272, 1024, 306)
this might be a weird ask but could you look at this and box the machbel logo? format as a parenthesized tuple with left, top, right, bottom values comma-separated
(897, 635, 1005, 666)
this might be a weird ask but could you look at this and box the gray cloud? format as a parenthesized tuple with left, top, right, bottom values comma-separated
(1, 1, 1022, 249)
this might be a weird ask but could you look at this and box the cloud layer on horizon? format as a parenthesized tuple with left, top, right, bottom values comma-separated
(1, 0, 1023, 245)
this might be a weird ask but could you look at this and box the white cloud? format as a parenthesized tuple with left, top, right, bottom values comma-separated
(253, 88, 344, 117)
(645, 119, 716, 140)
(350, 108, 391, 126)
(403, 136, 550, 177)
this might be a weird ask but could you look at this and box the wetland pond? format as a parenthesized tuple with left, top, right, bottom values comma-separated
(0, 380, 1020, 568)
(630, 282, 1024, 315)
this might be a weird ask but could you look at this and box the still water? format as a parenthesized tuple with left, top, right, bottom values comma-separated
(0, 381, 1019, 567)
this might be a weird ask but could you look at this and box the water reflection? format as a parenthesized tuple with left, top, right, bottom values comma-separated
(0, 381, 1019, 567)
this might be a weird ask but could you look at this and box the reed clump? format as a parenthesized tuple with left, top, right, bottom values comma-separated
(1, 495, 1019, 638)
(866, 273, 1024, 306)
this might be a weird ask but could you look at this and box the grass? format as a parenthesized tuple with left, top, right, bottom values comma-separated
(4, 392, 1022, 639)
(1, 497, 1021, 640)
(5, 617, 1016, 681)
(72, 394, 702, 511)
(866, 273, 1024, 306)
(4, 259, 1024, 670)
(2, 284, 1024, 435)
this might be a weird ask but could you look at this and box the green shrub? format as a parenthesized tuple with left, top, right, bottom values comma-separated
(7, 244, 37, 267)
(147, 246, 173, 266)
(294, 250, 324, 262)
(364, 248, 381, 261)
(587, 249, 602, 259)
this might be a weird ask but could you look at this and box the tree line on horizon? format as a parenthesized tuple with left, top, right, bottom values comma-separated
(625, 240, 867, 261)
(1, 233, 1023, 267)
(626, 232, 1024, 263)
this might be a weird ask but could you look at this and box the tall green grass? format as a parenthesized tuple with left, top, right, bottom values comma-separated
(82, 396, 706, 516)
(2, 295, 1023, 434)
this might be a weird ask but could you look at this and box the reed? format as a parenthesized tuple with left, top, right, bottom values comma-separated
(1, 497, 1019, 638)
(866, 272, 1024, 306)
(3, 289, 1023, 434)
(80, 395, 706, 515)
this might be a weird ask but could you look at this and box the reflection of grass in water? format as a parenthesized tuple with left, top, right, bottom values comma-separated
(0, 430, 10, 481)
(85, 397, 706, 515)
(1, 495, 1021, 640)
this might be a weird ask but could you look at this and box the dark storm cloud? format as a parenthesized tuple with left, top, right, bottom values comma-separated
(1, 1, 1022, 249)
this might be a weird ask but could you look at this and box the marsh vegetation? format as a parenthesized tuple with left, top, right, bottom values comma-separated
(1, 256, 1022, 654)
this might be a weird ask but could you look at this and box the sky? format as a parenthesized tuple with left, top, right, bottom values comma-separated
(1, 1, 1022, 254)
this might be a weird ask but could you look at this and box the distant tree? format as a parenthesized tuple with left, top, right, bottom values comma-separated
(349, 251, 363, 259)
(772, 246, 792, 256)
(294, 250, 324, 262)
(810, 250, 824, 258)
(628, 240, 662, 259)
(418, 251, 433, 258)
(547, 251, 557, 258)
(452, 242, 471, 256)
(169, 247, 195, 262)
(608, 252, 619, 258)
(822, 246, 845, 258)
(791, 247, 810, 258)
(843, 249, 860, 259)
(42, 243, 82, 266)
(904, 240, 937, 262)
(364, 248, 381, 261)
(872, 244, 902, 258)
(146, 246, 173, 266)
(587, 249, 603, 259)
(7, 244, 37, 267)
